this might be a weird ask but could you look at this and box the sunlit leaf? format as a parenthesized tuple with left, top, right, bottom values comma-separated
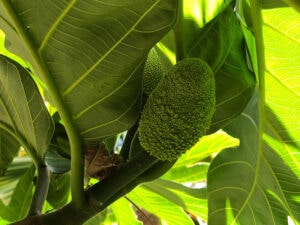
(162, 131, 239, 183)
(83, 210, 107, 225)
(206, 3, 300, 224)
(175, 131, 239, 168)
(143, 179, 208, 221)
(162, 163, 210, 183)
(110, 197, 142, 225)
(208, 95, 300, 224)
(128, 186, 194, 225)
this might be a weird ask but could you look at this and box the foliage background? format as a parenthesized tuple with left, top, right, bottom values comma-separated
(0, 0, 299, 224)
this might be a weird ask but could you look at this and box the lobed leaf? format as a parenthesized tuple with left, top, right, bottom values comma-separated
(206, 5, 300, 224)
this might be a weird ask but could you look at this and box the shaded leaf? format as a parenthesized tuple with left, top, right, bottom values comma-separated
(45, 121, 71, 173)
(0, 128, 20, 176)
(186, 6, 256, 133)
(0, 164, 35, 222)
(0, 0, 178, 143)
(46, 173, 70, 209)
(0, 55, 54, 161)
(45, 145, 70, 174)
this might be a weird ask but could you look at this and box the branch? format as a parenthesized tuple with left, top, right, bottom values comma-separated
(10, 150, 159, 225)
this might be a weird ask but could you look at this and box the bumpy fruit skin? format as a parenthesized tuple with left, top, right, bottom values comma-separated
(139, 58, 216, 161)
(142, 48, 164, 96)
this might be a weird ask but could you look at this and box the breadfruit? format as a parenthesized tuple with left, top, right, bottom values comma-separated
(142, 48, 164, 96)
(129, 130, 176, 182)
(138, 58, 216, 161)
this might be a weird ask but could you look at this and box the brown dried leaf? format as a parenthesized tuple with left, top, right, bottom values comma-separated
(84, 143, 122, 180)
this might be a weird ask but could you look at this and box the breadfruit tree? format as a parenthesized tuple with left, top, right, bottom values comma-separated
(0, 0, 299, 225)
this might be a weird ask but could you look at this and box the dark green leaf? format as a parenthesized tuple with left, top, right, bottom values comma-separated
(45, 145, 70, 174)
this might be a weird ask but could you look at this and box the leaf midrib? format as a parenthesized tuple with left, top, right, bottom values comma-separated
(62, 1, 160, 96)
(38, 0, 77, 52)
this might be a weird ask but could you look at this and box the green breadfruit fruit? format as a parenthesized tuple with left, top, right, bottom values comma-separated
(139, 58, 216, 161)
(142, 48, 164, 96)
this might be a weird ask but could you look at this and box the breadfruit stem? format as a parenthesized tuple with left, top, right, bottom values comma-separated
(120, 95, 147, 160)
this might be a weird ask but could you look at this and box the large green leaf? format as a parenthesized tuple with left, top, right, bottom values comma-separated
(207, 5, 300, 224)
(0, 55, 54, 161)
(186, 6, 256, 133)
(0, 0, 178, 143)
(207, 95, 300, 224)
